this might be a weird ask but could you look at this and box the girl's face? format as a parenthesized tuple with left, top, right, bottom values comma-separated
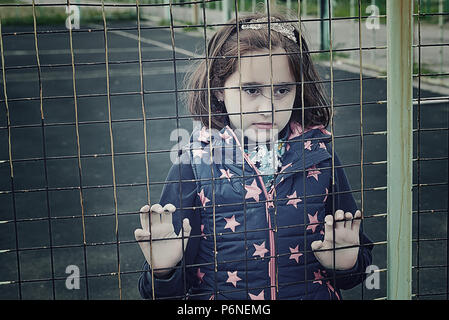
(218, 48, 296, 142)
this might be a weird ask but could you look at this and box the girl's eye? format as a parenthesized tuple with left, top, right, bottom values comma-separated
(244, 88, 260, 96)
(275, 87, 291, 96)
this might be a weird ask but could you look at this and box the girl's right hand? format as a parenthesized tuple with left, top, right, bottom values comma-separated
(134, 204, 191, 276)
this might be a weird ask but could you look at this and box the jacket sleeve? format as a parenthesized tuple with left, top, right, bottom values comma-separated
(138, 150, 201, 299)
(323, 148, 374, 290)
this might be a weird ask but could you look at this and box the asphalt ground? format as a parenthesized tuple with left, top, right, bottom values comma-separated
(0, 20, 448, 300)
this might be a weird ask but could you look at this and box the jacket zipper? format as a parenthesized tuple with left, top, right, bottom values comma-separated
(226, 126, 277, 300)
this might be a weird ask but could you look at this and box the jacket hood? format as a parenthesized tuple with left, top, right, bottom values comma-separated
(187, 121, 333, 176)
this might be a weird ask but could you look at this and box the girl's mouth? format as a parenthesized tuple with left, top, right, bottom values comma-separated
(253, 123, 274, 129)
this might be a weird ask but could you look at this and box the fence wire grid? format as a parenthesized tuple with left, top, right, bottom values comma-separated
(0, 0, 448, 300)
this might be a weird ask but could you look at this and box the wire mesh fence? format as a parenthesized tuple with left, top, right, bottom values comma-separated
(0, 0, 448, 300)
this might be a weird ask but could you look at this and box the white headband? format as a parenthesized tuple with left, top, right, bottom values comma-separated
(241, 17, 297, 44)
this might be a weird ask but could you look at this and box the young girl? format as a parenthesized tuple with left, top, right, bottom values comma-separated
(134, 12, 373, 300)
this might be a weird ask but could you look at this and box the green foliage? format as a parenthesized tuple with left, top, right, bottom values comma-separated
(0, 5, 138, 26)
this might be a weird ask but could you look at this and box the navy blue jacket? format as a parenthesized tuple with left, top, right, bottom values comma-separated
(138, 121, 373, 300)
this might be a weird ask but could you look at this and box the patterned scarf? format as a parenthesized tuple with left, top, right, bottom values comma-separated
(245, 139, 286, 189)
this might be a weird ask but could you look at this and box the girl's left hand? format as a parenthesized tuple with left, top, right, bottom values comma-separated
(311, 210, 362, 271)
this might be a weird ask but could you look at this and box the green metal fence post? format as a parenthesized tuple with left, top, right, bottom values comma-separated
(320, 0, 329, 51)
(164, 0, 170, 21)
(222, 0, 231, 22)
(386, 0, 413, 300)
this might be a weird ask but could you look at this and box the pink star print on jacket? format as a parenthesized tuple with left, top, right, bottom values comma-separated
(304, 140, 312, 150)
(224, 215, 240, 232)
(197, 189, 210, 208)
(192, 148, 208, 159)
(200, 224, 206, 239)
(306, 211, 320, 233)
(197, 268, 205, 284)
(226, 271, 242, 287)
(286, 191, 302, 208)
(323, 188, 328, 203)
(307, 165, 321, 181)
(253, 241, 269, 258)
(245, 179, 262, 202)
(307, 166, 321, 181)
(313, 269, 341, 300)
(249, 290, 265, 300)
(197, 127, 210, 143)
(219, 132, 232, 144)
(219, 168, 233, 181)
(289, 245, 303, 263)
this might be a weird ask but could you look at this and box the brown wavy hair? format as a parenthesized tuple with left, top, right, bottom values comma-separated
(183, 12, 330, 131)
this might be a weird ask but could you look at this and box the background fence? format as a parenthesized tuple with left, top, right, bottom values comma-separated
(0, 0, 448, 300)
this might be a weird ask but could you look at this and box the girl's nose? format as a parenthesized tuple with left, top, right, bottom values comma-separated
(256, 98, 274, 118)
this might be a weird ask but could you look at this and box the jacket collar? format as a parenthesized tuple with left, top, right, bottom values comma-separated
(190, 121, 332, 175)
(281, 121, 332, 170)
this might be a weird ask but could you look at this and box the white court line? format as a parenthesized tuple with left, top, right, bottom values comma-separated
(2, 25, 197, 83)
(1, 65, 191, 82)
(88, 23, 199, 58)
(3, 47, 166, 56)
